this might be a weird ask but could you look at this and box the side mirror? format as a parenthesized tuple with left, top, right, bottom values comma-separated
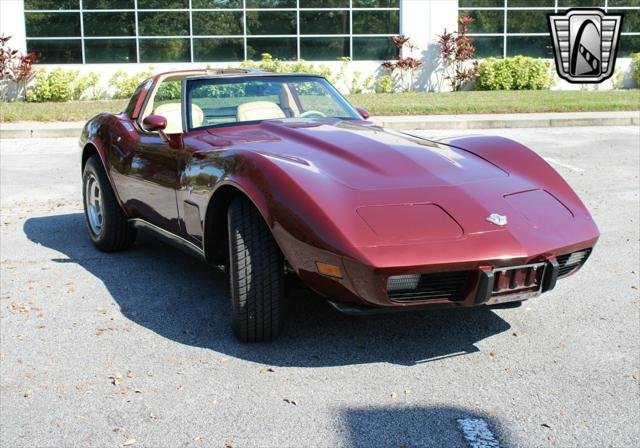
(142, 114, 167, 132)
(356, 107, 370, 120)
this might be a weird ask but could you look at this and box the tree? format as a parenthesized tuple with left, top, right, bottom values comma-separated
(437, 15, 478, 91)
(381, 35, 423, 92)
(0, 35, 38, 101)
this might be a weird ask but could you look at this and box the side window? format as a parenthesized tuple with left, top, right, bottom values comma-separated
(154, 80, 182, 109)
(140, 77, 186, 134)
(291, 82, 345, 117)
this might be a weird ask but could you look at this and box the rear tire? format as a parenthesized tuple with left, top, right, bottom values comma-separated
(227, 197, 285, 342)
(82, 155, 136, 252)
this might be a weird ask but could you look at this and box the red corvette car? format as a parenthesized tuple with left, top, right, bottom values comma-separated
(80, 69, 598, 342)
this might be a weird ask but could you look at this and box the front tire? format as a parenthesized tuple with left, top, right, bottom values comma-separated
(227, 197, 285, 342)
(82, 155, 136, 252)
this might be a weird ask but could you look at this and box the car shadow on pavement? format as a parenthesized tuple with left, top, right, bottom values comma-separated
(340, 405, 511, 448)
(24, 213, 512, 367)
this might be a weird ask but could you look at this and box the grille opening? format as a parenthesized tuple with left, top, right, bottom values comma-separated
(387, 271, 471, 303)
(556, 248, 593, 277)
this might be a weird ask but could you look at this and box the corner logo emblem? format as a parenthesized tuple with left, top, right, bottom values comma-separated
(487, 213, 508, 227)
(548, 8, 623, 84)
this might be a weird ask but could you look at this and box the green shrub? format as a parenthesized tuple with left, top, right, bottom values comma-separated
(27, 69, 106, 102)
(613, 67, 626, 89)
(240, 53, 336, 83)
(156, 80, 181, 101)
(239, 54, 378, 94)
(349, 70, 374, 94)
(109, 69, 152, 99)
(240, 53, 284, 73)
(27, 69, 79, 102)
(631, 53, 640, 87)
(374, 75, 394, 93)
(74, 72, 103, 100)
(476, 56, 552, 91)
(337, 57, 373, 94)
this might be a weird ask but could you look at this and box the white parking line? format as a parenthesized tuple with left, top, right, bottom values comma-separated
(543, 157, 585, 173)
(457, 418, 501, 448)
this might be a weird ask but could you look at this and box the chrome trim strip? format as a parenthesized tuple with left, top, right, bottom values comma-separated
(129, 218, 205, 261)
(493, 261, 547, 274)
(486, 289, 542, 306)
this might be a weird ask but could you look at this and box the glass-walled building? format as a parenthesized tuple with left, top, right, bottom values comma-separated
(21, 0, 402, 64)
(0, 0, 638, 90)
(461, 0, 639, 59)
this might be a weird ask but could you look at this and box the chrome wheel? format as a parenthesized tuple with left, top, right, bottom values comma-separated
(85, 173, 104, 235)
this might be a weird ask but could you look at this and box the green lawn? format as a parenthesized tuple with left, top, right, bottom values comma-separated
(0, 100, 128, 123)
(349, 90, 640, 116)
(1, 90, 638, 123)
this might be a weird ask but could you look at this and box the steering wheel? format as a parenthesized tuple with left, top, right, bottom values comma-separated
(298, 110, 327, 118)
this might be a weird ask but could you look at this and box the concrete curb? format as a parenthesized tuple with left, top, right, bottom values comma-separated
(1, 112, 638, 139)
(0, 121, 86, 140)
(371, 111, 640, 130)
(1, 127, 82, 139)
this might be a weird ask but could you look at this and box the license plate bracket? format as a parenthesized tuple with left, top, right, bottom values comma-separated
(486, 262, 547, 305)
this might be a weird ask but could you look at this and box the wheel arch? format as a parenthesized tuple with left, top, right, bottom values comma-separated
(81, 134, 110, 175)
(203, 182, 272, 266)
(81, 138, 129, 216)
(80, 115, 111, 174)
(81, 142, 100, 173)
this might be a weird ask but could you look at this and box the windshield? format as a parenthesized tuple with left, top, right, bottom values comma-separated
(185, 75, 360, 130)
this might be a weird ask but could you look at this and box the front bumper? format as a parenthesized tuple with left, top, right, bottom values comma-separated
(275, 221, 596, 311)
(325, 257, 569, 315)
(294, 246, 593, 312)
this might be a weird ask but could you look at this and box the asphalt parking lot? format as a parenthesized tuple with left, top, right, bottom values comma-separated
(1, 126, 638, 447)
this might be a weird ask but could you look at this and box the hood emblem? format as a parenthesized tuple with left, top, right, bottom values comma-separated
(487, 213, 508, 226)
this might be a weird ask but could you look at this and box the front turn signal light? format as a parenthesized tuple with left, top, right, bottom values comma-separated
(316, 262, 342, 279)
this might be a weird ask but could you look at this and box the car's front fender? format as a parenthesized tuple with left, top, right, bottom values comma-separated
(197, 149, 360, 259)
(442, 135, 594, 221)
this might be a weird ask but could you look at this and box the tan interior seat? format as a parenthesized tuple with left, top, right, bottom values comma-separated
(153, 103, 204, 134)
(237, 101, 286, 122)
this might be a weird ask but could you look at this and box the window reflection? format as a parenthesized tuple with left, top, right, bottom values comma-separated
(24, 1, 401, 63)
(463, 1, 638, 58)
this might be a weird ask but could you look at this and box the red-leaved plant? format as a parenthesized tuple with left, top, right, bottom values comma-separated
(437, 14, 478, 91)
(0, 35, 38, 101)
(381, 35, 423, 92)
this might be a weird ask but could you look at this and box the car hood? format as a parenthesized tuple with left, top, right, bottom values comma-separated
(198, 119, 594, 253)
(205, 119, 508, 191)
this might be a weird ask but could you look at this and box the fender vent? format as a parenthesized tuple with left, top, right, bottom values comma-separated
(387, 271, 471, 303)
(557, 248, 593, 278)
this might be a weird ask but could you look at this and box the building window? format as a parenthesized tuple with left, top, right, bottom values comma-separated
(24, 0, 400, 64)
(461, 0, 640, 58)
